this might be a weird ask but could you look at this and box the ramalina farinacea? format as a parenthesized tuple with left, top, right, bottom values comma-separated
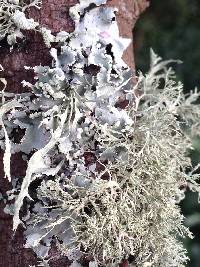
(0, 1, 200, 267)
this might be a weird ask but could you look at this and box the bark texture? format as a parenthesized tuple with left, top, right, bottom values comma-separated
(0, 1, 149, 266)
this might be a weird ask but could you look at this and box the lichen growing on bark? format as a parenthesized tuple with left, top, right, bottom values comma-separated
(0, 1, 200, 267)
(0, 0, 41, 44)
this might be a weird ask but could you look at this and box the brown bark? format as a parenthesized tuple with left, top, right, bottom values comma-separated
(0, 1, 149, 266)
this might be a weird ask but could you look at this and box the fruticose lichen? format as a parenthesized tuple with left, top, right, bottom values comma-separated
(0, 1, 200, 267)
(0, 0, 41, 44)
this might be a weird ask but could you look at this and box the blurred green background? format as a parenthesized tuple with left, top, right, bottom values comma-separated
(134, 1, 200, 266)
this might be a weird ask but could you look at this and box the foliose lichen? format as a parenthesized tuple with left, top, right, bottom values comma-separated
(0, 1, 200, 267)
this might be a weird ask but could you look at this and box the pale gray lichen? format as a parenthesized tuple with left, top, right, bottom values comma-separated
(0, 1, 200, 267)
(40, 27, 56, 48)
(0, 0, 41, 44)
(69, 0, 107, 25)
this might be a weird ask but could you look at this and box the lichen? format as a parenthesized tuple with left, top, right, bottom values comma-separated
(0, 1, 200, 267)
(0, 0, 41, 44)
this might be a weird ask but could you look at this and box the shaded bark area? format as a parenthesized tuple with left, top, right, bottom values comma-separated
(0, 1, 149, 266)
(107, 0, 149, 69)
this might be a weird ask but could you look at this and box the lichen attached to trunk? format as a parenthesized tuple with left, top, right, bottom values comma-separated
(0, 1, 200, 267)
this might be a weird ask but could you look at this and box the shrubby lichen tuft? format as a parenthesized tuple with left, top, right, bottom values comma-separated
(0, 0, 41, 44)
(0, 1, 200, 267)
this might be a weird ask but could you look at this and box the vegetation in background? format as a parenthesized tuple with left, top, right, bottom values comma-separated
(0, 0, 200, 266)
(135, 0, 200, 90)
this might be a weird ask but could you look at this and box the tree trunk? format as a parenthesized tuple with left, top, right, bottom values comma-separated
(0, 1, 149, 266)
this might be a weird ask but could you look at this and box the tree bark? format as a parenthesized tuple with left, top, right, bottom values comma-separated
(0, 1, 149, 266)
